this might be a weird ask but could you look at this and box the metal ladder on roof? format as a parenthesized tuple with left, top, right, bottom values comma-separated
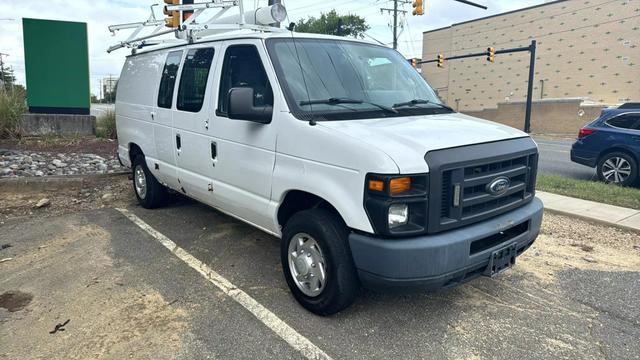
(107, 1, 287, 54)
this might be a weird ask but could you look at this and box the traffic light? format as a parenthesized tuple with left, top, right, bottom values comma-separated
(164, 0, 180, 28)
(487, 47, 495, 62)
(437, 54, 445, 68)
(412, 0, 424, 16)
(411, 58, 418, 69)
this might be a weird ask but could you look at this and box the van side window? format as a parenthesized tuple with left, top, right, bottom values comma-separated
(177, 48, 215, 113)
(606, 114, 640, 130)
(218, 45, 273, 115)
(157, 50, 183, 109)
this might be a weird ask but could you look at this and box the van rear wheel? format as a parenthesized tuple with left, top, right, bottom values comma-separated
(281, 208, 359, 316)
(132, 155, 168, 208)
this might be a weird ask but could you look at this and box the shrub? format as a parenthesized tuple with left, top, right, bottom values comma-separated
(96, 110, 117, 139)
(0, 88, 28, 138)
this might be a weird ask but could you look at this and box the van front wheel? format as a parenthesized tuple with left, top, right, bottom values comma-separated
(281, 208, 359, 315)
(132, 155, 168, 208)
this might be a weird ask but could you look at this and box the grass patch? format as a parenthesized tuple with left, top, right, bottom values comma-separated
(537, 174, 640, 210)
(0, 88, 28, 138)
(96, 110, 117, 139)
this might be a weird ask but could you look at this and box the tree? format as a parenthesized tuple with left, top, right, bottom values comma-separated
(295, 10, 369, 38)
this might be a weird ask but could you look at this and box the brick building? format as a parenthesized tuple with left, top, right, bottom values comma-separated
(421, 0, 639, 113)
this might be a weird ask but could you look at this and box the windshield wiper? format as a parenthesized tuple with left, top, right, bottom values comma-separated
(392, 99, 454, 112)
(300, 98, 398, 114)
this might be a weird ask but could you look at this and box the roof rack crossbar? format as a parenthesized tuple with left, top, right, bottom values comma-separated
(107, 1, 286, 54)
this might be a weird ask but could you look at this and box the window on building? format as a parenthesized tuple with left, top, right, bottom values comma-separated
(606, 113, 640, 130)
(177, 48, 215, 113)
(217, 45, 273, 115)
(157, 50, 183, 109)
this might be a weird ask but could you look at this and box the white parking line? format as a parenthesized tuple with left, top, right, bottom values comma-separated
(116, 208, 332, 360)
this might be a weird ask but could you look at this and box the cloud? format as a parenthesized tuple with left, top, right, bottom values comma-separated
(0, 0, 544, 96)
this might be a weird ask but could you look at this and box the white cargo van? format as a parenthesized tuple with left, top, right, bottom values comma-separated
(115, 30, 543, 315)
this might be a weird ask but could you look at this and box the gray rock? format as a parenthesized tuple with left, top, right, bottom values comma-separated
(34, 171, 44, 177)
(0, 168, 12, 176)
(101, 193, 115, 202)
(35, 198, 51, 208)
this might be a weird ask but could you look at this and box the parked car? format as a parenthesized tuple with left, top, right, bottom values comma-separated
(571, 105, 640, 186)
(116, 31, 542, 315)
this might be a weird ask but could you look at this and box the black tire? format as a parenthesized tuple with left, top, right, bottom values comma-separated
(281, 208, 359, 316)
(132, 155, 168, 208)
(596, 151, 638, 186)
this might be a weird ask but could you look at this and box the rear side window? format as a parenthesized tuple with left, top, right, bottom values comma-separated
(606, 113, 640, 130)
(157, 50, 183, 108)
(217, 45, 273, 115)
(177, 48, 215, 113)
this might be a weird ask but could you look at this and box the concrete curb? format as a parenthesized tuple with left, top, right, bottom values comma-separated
(0, 171, 129, 193)
(538, 191, 640, 233)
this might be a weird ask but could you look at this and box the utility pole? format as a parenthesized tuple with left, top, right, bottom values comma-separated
(381, 1, 409, 50)
(0, 52, 8, 89)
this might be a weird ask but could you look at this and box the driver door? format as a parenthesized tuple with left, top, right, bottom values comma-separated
(208, 40, 277, 230)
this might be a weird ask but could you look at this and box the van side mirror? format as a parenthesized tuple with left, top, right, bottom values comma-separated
(227, 87, 273, 124)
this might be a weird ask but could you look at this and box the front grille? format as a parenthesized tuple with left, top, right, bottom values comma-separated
(425, 138, 538, 234)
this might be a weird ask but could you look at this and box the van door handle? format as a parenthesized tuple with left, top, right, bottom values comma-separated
(176, 134, 181, 150)
(211, 142, 217, 160)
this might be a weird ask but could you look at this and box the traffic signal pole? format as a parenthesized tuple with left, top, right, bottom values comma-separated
(421, 40, 537, 133)
(524, 40, 537, 133)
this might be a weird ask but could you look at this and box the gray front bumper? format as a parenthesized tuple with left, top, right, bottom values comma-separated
(349, 197, 543, 291)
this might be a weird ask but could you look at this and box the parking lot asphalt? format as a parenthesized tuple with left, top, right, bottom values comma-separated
(534, 138, 597, 180)
(2, 196, 639, 359)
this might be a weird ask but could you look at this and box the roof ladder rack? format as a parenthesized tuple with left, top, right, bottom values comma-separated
(107, 1, 287, 54)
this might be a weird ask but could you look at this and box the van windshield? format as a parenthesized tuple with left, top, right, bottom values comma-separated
(265, 38, 452, 121)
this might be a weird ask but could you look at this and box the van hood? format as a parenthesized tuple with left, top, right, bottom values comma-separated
(318, 112, 529, 173)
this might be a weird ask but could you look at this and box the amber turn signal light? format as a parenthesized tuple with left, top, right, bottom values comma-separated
(368, 179, 384, 192)
(389, 177, 411, 195)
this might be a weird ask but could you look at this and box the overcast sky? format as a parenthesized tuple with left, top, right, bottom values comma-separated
(0, 0, 544, 97)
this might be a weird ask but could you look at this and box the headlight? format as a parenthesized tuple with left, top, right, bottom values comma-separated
(388, 203, 409, 228)
(364, 173, 429, 236)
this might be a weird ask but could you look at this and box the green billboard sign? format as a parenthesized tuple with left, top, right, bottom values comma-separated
(22, 18, 90, 114)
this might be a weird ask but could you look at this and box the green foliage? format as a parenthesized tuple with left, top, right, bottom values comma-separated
(537, 174, 640, 210)
(295, 10, 369, 38)
(0, 87, 28, 139)
(96, 110, 117, 139)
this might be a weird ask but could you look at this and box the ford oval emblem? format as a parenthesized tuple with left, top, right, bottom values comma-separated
(486, 176, 510, 196)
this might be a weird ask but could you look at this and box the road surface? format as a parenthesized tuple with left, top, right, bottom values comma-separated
(534, 137, 597, 180)
(2, 189, 639, 359)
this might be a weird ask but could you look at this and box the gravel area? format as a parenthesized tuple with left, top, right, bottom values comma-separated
(0, 149, 124, 178)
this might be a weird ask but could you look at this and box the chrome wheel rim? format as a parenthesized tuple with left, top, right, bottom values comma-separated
(602, 157, 631, 183)
(288, 233, 327, 297)
(134, 165, 147, 199)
